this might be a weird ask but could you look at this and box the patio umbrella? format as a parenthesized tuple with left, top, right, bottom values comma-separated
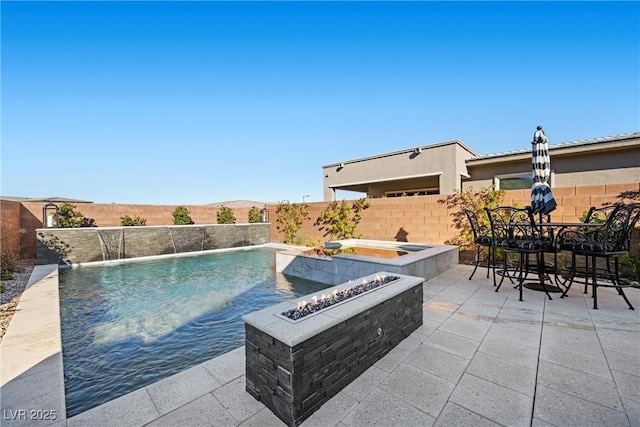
(531, 126, 557, 216)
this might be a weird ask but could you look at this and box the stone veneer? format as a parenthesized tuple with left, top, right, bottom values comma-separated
(35, 223, 270, 265)
(243, 272, 424, 426)
(276, 239, 458, 285)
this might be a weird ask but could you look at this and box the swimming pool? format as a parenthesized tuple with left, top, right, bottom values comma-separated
(58, 247, 329, 417)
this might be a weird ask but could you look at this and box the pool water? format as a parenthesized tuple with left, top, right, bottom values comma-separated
(59, 247, 329, 417)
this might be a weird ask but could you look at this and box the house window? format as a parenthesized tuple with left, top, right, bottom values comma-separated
(385, 188, 439, 197)
(494, 173, 533, 190)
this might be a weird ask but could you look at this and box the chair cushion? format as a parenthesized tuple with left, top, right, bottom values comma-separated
(475, 236, 492, 246)
(559, 238, 616, 253)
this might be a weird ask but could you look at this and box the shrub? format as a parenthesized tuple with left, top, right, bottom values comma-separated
(80, 217, 97, 227)
(248, 206, 262, 223)
(172, 206, 194, 225)
(217, 205, 236, 224)
(58, 203, 86, 228)
(276, 201, 309, 244)
(0, 252, 20, 281)
(315, 197, 370, 241)
(305, 237, 323, 247)
(120, 215, 147, 226)
(621, 254, 640, 283)
(440, 186, 505, 250)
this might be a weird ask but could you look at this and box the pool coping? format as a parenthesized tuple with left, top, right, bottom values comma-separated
(0, 264, 66, 425)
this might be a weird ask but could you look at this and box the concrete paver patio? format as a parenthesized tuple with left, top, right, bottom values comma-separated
(64, 265, 639, 427)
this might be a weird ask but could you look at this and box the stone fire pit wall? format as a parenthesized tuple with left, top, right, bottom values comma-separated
(242, 272, 424, 426)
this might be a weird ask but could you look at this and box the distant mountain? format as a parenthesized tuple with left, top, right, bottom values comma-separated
(205, 200, 267, 208)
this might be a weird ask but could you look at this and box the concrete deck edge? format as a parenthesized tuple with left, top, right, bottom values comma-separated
(0, 264, 66, 423)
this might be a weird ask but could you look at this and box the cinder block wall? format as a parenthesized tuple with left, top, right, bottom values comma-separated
(268, 183, 640, 256)
(20, 202, 255, 228)
(5, 182, 639, 259)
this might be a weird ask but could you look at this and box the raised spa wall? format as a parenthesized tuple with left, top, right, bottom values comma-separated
(276, 239, 459, 286)
(36, 223, 270, 265)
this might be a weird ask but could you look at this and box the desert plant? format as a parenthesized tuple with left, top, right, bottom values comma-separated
(120, 215, 147, 226)
(621, 254, 640, 283)
(0, 252, 20, 280)
(172, 206, 194, 225)
(276, 201, 310, 244)
(57, 203, 85, 228)
(217, 205, 236, 224)
(305, 237, 323, 247)
(441, 186, 505, 250)
(248, 206, 262, 223)
(80, 217, 97, 227)
(314, 197, 370, 241)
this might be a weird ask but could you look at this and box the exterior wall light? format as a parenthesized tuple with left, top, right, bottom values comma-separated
(42, 202, 59, 228)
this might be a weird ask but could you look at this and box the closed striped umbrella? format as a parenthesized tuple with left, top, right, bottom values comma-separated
(531, 126, 557, 215)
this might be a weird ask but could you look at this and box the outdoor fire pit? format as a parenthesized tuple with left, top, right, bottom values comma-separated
(242, 272, 424, 426)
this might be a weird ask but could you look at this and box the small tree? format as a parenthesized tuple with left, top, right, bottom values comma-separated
(172, 206, 194, 225)
(58, 203, 85, 228)
(276, 201, 310, 244)
(441, 186, 505, 250)
(217, 205, 236, 224)
(315, 197, 370, 241)
(248, 206, 262, 223)
(120, 215, 147, 226)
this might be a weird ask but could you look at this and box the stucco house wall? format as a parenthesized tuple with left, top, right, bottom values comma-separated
(464, 133, 640, 191)
(322, 140, 477, 201)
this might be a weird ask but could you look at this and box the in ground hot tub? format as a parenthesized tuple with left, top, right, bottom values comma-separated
(276, 239, 458, 285)
(242, 272, 424, 426)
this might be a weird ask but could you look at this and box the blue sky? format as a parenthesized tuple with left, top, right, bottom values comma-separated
(2, 1, 638, 205)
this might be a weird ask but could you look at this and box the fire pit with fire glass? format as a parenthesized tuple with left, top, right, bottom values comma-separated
(242, 272, 424, 426)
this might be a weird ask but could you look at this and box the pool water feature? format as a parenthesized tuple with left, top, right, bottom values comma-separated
(58, 247, 329, 417)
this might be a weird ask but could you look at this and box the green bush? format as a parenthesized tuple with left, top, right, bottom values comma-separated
(441, 186, 505, 251)
(621, 253, 640, 283)
(305, 237, 323, 247)
(315, 197, 370, 241)
(217, 205, 236, 224)
(248, 206, 262, 223)
(58, 203, 86, 228)
(80, 217, 97, 227)
(276, 201, 309, 244)
(172, 206, 194, 225)
(120, 215, 147, 226)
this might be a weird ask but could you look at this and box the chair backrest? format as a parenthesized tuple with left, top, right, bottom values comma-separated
(621, 203, 640, 251)
(584, 203, 622, 224)
(597, 204, 633, 251)
(464, 208, 490, 241)
(485, 206, 537, 246)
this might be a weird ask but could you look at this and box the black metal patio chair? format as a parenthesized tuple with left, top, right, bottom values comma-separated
(557, 203, 640, 309)
(485, 206, 556, 300)
(464, 208, 494, 281)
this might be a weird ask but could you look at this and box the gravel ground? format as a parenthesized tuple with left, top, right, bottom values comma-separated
(1, 259, 35, 343)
